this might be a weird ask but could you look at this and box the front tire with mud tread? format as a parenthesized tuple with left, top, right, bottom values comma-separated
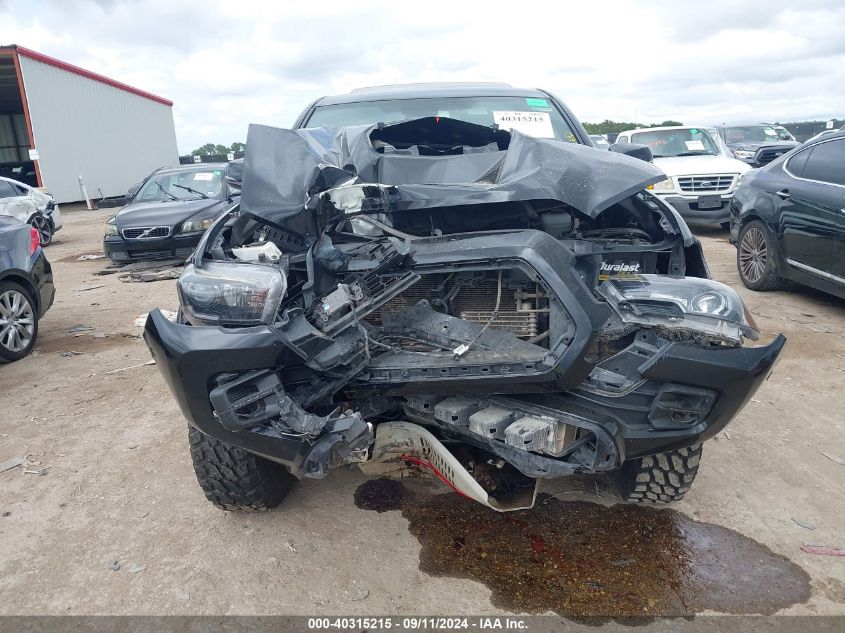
(618, 444, 702, 503)
(188, 426, 296, 511)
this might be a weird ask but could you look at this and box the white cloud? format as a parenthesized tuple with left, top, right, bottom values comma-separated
(2, 0, 843, 153)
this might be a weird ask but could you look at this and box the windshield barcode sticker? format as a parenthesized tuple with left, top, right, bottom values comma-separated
(493, 111, 555, 138)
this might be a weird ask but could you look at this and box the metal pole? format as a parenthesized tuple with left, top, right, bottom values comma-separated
(78, 174, 93, 210)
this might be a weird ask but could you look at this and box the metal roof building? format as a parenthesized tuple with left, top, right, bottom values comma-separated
(0, 45, 178, 203)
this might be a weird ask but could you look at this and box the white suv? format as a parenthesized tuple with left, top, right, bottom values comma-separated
(616, 126, 751, 227)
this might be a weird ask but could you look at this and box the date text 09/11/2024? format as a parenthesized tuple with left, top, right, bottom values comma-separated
(306, 617, 528, 630)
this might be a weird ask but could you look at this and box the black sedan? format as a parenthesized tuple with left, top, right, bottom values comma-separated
(0, 216, 54, 362)
(103, 164, 237, 263)
(730, 130, 845, 299)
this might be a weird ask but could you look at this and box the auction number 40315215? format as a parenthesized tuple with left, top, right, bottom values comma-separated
(307, 617, 529, 630)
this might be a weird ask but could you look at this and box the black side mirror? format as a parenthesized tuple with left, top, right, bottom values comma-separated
(126, 183, 141, 200)
(609, 142, 653, 162)
(225, 159, 243, 192)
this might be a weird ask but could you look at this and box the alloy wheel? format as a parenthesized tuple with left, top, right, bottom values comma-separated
(0, 289, 35, 353)
(739, 226, 768, 284)
(31, 215, 53, 246)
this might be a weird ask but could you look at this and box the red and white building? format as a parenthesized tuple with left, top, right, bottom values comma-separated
(0, 45, 178, 203)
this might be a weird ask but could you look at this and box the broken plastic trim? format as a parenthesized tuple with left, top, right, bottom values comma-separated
(359, 421, 540, 511)
(598, 274, 759, 344)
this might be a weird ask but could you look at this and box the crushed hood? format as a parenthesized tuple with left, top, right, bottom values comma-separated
(237, 118, 664, 242)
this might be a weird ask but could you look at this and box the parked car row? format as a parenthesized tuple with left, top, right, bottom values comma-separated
(611, 124, 802, 228)
(615, 126, 751, 227)
(612, 120, 842, 300)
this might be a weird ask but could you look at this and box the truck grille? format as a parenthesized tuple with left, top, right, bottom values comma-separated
(122, 226, 170, 239)
(676, 175, 735, 193)
(368, 275, 541, 339)
(755, 147, 789, 166)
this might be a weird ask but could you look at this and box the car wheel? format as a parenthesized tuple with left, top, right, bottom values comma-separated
(617, 444, 702, 503)
(30, 215, 53, 246)
(188, 425, 296, 511)
(0, 281, 39, 363)
(737, 220, 781, 291)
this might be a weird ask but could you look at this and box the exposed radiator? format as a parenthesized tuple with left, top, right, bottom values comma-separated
(367, 275, 541, 338)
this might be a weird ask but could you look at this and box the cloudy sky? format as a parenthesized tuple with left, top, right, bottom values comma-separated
(2, 0, 843, 153)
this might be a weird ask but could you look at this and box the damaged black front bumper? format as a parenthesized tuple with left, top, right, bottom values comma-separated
(144, 308, 785, 478)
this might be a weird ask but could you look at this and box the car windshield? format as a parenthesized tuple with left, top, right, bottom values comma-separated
(135, 169, 225, 202)
(305, 96, 578, 142)
(630, 128, 720, 158)
(774, 127, 794, 141)
(722, 125, 782, 144)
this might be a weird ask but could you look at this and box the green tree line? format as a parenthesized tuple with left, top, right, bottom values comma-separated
(191, 142, 246, 156)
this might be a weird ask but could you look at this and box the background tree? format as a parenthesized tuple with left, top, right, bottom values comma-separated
(191, 143, 236, 156)
(191, 143, 217, 156)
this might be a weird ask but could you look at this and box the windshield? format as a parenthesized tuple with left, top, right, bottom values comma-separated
(305, 96, 578, 142)
(722, 125, 782, 144)
(135, 169, 224, 202)
(774, 126, 795, 141)
(590, 135, 610, 148)
(630, 128, 720, 158)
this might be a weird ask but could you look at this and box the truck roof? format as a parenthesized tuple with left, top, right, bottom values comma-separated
(317, 82, 550, 106)
(620, 126, 707, 135)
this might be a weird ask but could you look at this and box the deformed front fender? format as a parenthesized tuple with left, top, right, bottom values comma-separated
(143, 309, 312, 468)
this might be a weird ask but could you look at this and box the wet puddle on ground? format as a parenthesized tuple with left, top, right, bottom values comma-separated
(355, 479, 810, 618)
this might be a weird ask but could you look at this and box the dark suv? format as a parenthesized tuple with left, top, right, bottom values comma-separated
(714, 124, 798, 167)
(144, 83, 784, 513)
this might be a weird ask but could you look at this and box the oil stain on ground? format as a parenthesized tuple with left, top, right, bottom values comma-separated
(355, 479, 810, 618)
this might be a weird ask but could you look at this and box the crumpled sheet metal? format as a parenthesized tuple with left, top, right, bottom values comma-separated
(237, 117, 664, 241)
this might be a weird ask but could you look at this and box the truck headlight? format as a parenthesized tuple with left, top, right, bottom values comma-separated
(181, 217, 216, 233)
(733, 150, 755, 160)
(104, 219, 118, 236)
(691, 290, 727, 314)
(646, 178, 674, 191)
(598, 274, 759, 343)
(177, 261, 287, 325)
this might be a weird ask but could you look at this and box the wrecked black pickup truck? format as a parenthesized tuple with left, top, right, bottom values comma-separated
(144, 117, 785, 512)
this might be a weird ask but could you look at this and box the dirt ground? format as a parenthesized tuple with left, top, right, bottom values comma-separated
(1, 206, 843, 617)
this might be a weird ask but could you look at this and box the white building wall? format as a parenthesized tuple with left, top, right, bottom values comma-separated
(18, 55, 178, 203)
